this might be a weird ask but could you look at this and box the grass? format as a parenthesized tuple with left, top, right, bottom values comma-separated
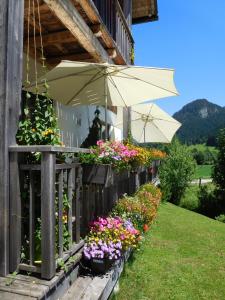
(194, 164, 212, 179)
(111, 203, 225, 300)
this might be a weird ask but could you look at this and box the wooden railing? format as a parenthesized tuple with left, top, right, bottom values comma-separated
(93, 0, 134, 64)
(9, 146, 88, 280)
(9, 145, 158, 280)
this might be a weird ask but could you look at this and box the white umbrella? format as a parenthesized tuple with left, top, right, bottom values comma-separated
(117, 103, 182, 143)
(25, 60, 179, 139)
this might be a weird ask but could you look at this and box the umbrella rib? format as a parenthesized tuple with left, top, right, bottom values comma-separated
(65, 70, 105, 105)
(107, 76, 128, 107)
(151, 121, 171, 143)
(65, 65, 127, 105)
(116, 71, 179, 96)
(27, 67, 100, 88)
(135, 116, 181, 124)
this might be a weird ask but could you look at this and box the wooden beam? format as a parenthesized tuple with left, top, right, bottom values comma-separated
(107, 48, 117, 59)
(43, 0, 111, 63)
(24, 30, 77, 47)
(0, 0, 24, 276)
(75, 0, 100, 24)
(47, 52, 94, 65)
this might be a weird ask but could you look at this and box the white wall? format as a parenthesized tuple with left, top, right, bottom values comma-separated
(56, 103, 123, 147)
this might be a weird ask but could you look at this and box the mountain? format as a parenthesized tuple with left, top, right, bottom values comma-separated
(173, 99, 225, 145)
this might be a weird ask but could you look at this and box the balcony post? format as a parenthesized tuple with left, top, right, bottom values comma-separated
(41, 152, 56, 279)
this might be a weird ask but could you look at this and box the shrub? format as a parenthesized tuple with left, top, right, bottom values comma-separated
(179, 185, 200, 211)
(215, 214, 225, 223)
(136, 183, 162, 200)
(159, 139, 196, 204)
(213, 128, 225, 191)
(197, 183, 225, 218)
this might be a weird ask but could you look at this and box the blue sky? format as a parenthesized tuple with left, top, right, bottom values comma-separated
(132, 0, 225, 115)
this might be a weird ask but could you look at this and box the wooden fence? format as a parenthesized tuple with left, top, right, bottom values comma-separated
(9, 145, 157, 280)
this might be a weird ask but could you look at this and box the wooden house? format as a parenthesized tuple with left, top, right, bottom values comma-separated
(0, 0, 158, 298)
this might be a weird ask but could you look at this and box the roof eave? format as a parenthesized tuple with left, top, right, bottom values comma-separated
(132, 0, 158, 25)
(132, 15, 158, 25)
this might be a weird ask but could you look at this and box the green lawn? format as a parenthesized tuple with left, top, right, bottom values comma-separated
(194, 164, 212, 179)
(111, 203, 225, 300)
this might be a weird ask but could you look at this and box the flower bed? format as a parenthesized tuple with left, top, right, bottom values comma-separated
(83, 183, 161, 274)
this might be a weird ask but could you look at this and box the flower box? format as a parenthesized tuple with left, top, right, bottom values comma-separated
(82, 164, 113, 187)
(90, 258, 113, 274)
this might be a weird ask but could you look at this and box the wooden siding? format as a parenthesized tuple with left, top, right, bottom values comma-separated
(0, 0, 24, 276)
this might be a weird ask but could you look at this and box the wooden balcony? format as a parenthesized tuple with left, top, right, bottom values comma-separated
(8, 145, 153, 281)
(93, 0, 134, 64)
(23, 0, 134, 68)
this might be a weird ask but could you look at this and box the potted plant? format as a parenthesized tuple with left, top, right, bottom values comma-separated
(83, 216, 140, 274)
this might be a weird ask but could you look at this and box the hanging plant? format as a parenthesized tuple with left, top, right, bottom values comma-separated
(16, 0, 63, 147)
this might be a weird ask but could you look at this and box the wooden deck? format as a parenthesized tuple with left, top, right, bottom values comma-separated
(0, 252, 82, 300)
(0, 250, 131, 300)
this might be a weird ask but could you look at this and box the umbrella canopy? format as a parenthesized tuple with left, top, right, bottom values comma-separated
(25, 60, 179, 107)
(120, 103, 182, 143)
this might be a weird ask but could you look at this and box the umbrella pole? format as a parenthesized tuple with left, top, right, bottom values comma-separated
(104, 75, 108, 140)
(144, 127, 146, 143)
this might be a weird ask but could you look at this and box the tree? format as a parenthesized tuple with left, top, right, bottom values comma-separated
(159, 139, 196, 204)
(213, 128, 225, 191)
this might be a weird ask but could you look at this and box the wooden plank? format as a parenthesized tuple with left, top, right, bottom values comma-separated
(0, 278, 49, 299)
(0, 291, 36, 300)
(60, 276, 93, 300)
(58, 170, 64, 258)
(0, 0, 24, 276)
(20, 163, 81, 171)
(43, 0, 111, 63)
(41, 153, 56, 279)
(74, 166, 82, 243)
(47, 52, 94, 65)
(9, 152, 21, 273)
(67, 168, 73, 248)
(29, 171, 35, 266)
(75, 0, 100, 24)
(9, 145, 91, 153)
(25, 30, 76, 47)
(19, 264, 41, 274)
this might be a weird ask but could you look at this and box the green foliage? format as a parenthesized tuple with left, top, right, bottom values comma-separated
(215, 214, 225, 223)
(188, 144, 218, 165)
(179, 185, 200, 211)
(113, 183, 161, 232)
(159, 139, 196, 204)
(17, 89, 62, 146)
(213, 128, 225, 190)
(197, 183, 223, 218)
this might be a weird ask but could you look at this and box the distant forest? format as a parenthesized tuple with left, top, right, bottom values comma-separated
(173, 99, 225, 145)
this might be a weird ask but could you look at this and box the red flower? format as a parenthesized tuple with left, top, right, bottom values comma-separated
(143, 224, 149, 232)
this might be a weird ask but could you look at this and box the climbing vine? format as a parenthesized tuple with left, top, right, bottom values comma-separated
(16, 0, 62, 147)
